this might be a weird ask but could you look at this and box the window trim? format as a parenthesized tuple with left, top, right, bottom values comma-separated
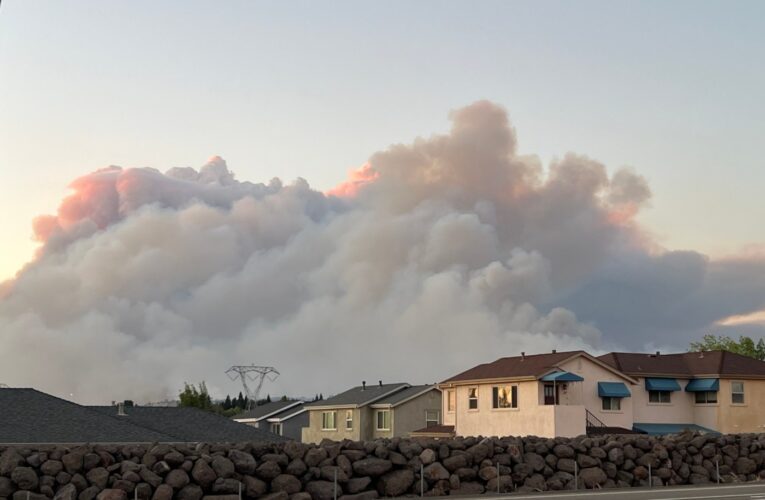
(270, 422, 283, 435)
(467, 387, 479, 411)
(376, 409, 391, 431)
(447, 390, 456, 413)
(492, 385, 518, 410)
(694, 391, 718, 405)
(601, 396, 621, 411)
(425, 410, 440, 427)
(731, 381, 745, 405)
(345, 410, 353, 430)
(321, 411, 337, 431)
(648, 390, 672, 404)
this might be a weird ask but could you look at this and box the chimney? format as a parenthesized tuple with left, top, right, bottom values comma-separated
(117, 402, 127, 416)
(378, 380, 382, 387)
(362, 381, 366, 391)
(552, 349, 557, 354)
(521, 352, 525, 360)
(656, 351, 660, 356)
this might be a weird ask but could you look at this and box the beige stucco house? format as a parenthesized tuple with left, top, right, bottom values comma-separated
(301, 382, 441, 444)
(438, 349, 765, 438)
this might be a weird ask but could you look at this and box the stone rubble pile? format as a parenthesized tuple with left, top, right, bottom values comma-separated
(2, 432, 764, 500)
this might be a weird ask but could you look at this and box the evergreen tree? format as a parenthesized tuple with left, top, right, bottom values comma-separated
(281, 395, 288, 402)
(223, 395, 232, 410)
(237, 392, 245, 409)
(266, 394, 272, 403)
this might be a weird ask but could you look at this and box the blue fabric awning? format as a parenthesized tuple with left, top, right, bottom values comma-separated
(685, 378, 719, 392)
(540, 371, 584, 382)
(633, 423, 718, 436)
(598, 382, 631, 398)
(644, 378, 681, 391)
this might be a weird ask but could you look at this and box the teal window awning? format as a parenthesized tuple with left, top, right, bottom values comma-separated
(598, 382, 631, 398)
(645, 378, 681, 392)
(685, 379, 719, 392)
(540, 371, 584, 382)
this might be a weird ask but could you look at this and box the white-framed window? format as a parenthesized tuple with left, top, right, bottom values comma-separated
(468, 387, 478, 410)
(732, 382, 745, 404)
(376, 410, 391, 431)
(447, 390, 456, 412)
(695, 391, 718, 404)
(321, 411, 337, 430)
(345, 410, 353, 430)
(648, 390, 671, 403)
(270, 422, 283, 435)
(492, 385, 517, 409)
(601, 397, 621, 411)
(425, 410, 440, 428)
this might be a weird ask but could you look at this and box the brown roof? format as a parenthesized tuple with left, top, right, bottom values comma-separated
(597, 351, 765, 378)
(441, 351, 586, 384)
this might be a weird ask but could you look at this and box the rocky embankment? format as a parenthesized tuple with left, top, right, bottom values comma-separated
(2, 432, 765, 500)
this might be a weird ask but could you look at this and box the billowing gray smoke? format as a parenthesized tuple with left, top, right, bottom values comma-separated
(1, 101, 763, 403)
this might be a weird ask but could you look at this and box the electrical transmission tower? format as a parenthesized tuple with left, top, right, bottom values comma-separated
(225, 365, 279, 411)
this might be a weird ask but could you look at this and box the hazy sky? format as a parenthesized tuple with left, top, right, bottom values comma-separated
(1, 0, 764, 280)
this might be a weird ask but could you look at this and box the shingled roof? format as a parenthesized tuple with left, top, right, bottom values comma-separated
(0, 389, 170, 444)
(234, 400, 303, 421)
(0, 387, 285, 444)
(598, 351, 765, 378)
(441, 351, 587, 384)
(304, 383, 409, 408)
(89, 406, 285, 443)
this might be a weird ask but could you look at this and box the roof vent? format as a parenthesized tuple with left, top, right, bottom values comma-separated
(552, 349, 557, 354)
(361, 381, 366, 391)
(521, 352, 525, 360)
(378, 380, 382, 387)
(656, 351, 660, 356)
(117, 402, 127, 416)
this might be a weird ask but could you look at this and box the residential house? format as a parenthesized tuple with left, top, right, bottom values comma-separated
(301, 382, 441, 443)
(0, 387, 283, 444)
(233, 400, 303, 428)
(438, 350, 637, 438)
(598, 350, 765, 435)
(439, 349, 765, 438)
(234, 400, 308, 440)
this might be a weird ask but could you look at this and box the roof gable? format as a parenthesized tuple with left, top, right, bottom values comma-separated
(441, 351, 588, 384)
(597, 351, 765, 378)
(234, 400, 302, 421)
(370, 385, 439, 408)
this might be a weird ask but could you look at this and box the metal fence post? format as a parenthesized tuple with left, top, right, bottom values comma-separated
(497, 462, 501, 494)
(716, 459, 720, 484)
(334, 468, 338, 500)
(420, 463, 424, 497)
(135, 487, 138, 500)
(574, 461, 578, 490)
(238, 480, 242, 500)
(648, 464, 652, 488)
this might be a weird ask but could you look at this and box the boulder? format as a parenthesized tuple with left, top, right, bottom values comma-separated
(63, 454, 84, 475)
(164, 469, 190, 490)
(12, 466, 40, 490)
(210, 457, 235, 479)
(286, 459, 308, 477)
(256, 461, 282, 481)
(304, 449, 328, 468)
(351, 459, 391, 477)
(191, 460, 217, 488)
(79, 486, 101, 500)
(0, 477, 14, 497)
(138, 468, 163, 488)
(271, 474, 302, 495)
(13, 492, 48, 500)
(524, 453, 545, 472)
(96, 490, 127, 500)
(243, 476, 268, 497)
(305, 480, 340, 500)
(42, 460, 65, 476)
(442, 454, 469, 472)
(345, 477, 371, 494)
(451, 482, 485, 496)
(177, 485, 203, 500)
(552, 445, 574, 459)
(53, 484, 78, 500)
(338, 492, 378, 500)
(419, 449, 436, 465)
(151, 484, 173, 500)
(376, 469, 413, 497)
(423, 462, 449, 482)
(579, 467, 607, 488)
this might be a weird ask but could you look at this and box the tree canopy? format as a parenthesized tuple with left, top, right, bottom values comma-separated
(689, 334, 765, 360)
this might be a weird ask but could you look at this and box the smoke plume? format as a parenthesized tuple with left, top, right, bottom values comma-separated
(1, 101, 764, 403)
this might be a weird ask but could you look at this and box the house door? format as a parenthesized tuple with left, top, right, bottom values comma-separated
(543, 384, 559, 405)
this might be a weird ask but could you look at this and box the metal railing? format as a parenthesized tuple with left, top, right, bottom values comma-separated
(585, 408, 606, 429)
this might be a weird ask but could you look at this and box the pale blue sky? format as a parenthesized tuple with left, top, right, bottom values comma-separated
(1, 0, 764, 279)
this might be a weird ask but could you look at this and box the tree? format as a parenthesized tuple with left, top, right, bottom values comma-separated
(281, 395, 288, 402)
(689, 334, 765, 361)
(236, 392, 245, 409)
(266, 394, 271, 403)
(179, 382, 212, 410)
(223, 395, 232, 410)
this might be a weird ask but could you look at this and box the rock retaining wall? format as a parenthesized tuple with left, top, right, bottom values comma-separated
(2, 432, 765, 500)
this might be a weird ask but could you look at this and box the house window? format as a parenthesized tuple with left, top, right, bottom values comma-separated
(447, 390, 456, 412)
(270, 422, 283, 435)
(468, 387, 478, 410)
(695, 391, 718, 404)
(321, 411, 337, 430)
(492, 386, 517, 409)
(345, 410, 353, 430)
(601, 397, 621, 411)
(425, 410, 440, 427)
(648, 391, 671, 403)
(376, 410, 391, 431)
(732, 382, 745, 404)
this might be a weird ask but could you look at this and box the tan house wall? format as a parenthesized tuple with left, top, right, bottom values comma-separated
(302, 408, 363, 443)
(630, 377, 695, 425)
(557, 357, 634, 430)
(717, 378, 765, 434)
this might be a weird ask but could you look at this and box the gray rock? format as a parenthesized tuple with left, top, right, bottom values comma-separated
(320, 466, 348, 483)
(0, 476, 14, 497)
(163, 452, 184, 467)
(227, 450, 256, 475)
(138, 468, 162, 488)
(151, 461, 171, 476)
(376, 469, 413, 497)
(256, 460, 282, 481)
(260, 493, 289, 500)
(63, 454, 84, 475)
(557, 458, 576, 474)
(210, 457, 235, 479)
(78, 486, 100, 500)
(577, 454, 599, 468)
(191, 459, 217, 488)
(306, 480, 340, 500)
(12, 466, 39, 491)
(552, 445, 574, 459)
(178, 485, 203, 500)
(345, 476, 371, 494)
(271, 474, 302, 494)
(423, 462, 449, 482)
(486, 476, 513, 494)
(42, 460, 65, 476)
(442, 454, 469, 472)
(211, 478, 240, 495)
(304, 449, 328, 468)
(151, 484, 173, 500)
(736, 457, 757, 474)
(283, 441, 307, 461)
(54, 484, 79, 500)
(96, 490, 127, 500)
(419, 449, 436, 465)
(243, 476, 268, 497)
(455, 467, 476, 481)
(524, 452, 545, 472)
(579, 467, 607, 488)
(165, 469, 190, 490)
(351, 459, 391, 477)
(291, 493, 312, 500)
(466, 444, 490, 463)
(338, 492, 378, 500)
(451, 482, 485, 495)
(286, 458, 308, 477)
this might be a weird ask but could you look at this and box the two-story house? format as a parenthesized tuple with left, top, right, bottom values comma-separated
(301, 382, 441, 443)
(438, 349, 765, 438)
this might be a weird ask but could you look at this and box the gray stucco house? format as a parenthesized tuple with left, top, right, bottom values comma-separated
(301, 382, 441, 443)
